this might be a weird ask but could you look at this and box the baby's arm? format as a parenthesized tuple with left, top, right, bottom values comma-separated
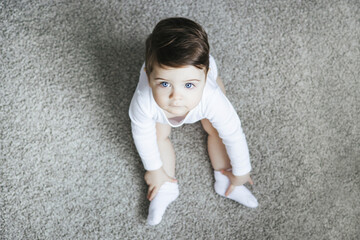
(206, 56, 254, 196)
(129, 87, 177, 201)
(204, 87, 253, 195)
(206, 90, 252, 175)
(129, 90, 162, 171)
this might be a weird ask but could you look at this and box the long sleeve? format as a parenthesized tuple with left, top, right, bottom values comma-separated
(128, 71, 163, 171)
(204, 88, 252, 176)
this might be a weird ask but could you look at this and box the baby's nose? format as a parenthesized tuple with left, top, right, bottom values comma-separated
(170, 89, 182, 100)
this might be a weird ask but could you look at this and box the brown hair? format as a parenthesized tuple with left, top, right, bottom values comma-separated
(145, 17, 210, 78)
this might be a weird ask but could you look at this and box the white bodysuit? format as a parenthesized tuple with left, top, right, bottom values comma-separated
(129, 56, 251, 176)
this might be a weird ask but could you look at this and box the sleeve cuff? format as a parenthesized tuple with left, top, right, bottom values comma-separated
(143, 160, 163, 172)
(232, 167, 251, 176)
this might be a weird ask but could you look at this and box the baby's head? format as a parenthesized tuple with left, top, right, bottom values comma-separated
(145, 17, 210, 78)
(145, 18, 211, 117)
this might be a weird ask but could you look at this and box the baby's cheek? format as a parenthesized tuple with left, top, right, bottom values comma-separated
(189, 92, 202, 106)
(153, 94, 166, 106)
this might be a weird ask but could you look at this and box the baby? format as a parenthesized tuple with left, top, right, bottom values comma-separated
(129, 17, 258, 226)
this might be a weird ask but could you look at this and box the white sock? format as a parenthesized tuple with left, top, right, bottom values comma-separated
(214, 170, 258, 208)
(147, 182, 179, 226)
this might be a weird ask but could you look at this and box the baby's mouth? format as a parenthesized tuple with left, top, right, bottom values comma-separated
(169, 103, 183, 107)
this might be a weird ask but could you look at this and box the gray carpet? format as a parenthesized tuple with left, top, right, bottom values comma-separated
(1, 0, 359, 239)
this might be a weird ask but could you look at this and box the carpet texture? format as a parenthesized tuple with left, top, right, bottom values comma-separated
(1, 0, 359, 239)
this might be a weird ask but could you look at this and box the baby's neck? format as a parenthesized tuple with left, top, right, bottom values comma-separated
(164, 111, 189, 126)
(168, 116, 186, 125)
(164, 111, 188, 119)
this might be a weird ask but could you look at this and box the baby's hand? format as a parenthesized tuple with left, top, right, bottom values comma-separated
(220, 170, 254, 197)
(144, 167, 177, 201)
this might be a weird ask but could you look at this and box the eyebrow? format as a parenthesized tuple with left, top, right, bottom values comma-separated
(154, 77, 201, 82)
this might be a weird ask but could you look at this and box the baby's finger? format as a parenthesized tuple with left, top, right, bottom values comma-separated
(149, 187, 159, 201)
(147, 186, 155, 200)
(249, 177, 254, 185)
(225, 184, 235, 197)
(171, 178, 178, 183)
(221, 169, 232, 178)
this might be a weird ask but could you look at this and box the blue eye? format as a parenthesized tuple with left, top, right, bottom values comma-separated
(185, 83, 194, 89)
(161, 82, 170, 87)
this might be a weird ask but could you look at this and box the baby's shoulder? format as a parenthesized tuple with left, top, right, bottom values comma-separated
(200, 83, 223, 109)
(129, 85, 156, 118)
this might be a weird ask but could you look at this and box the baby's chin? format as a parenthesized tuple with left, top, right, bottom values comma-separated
(163, 107, 190, 117)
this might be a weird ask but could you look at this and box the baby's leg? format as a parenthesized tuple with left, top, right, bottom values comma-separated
(147, 123, 179, 225)
(201, 77, 258, 208)
(201, 119, 231, 171)
(156, 123, 176, 177)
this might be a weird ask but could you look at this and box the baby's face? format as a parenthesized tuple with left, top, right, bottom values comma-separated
(148, 64, 207, 117)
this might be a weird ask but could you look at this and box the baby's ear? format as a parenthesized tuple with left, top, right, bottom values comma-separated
(144, 67, 146, 72)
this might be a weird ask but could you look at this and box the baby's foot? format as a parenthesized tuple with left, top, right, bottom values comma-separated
(214, 170, 258, 208)
(147, 182, 179, 226)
